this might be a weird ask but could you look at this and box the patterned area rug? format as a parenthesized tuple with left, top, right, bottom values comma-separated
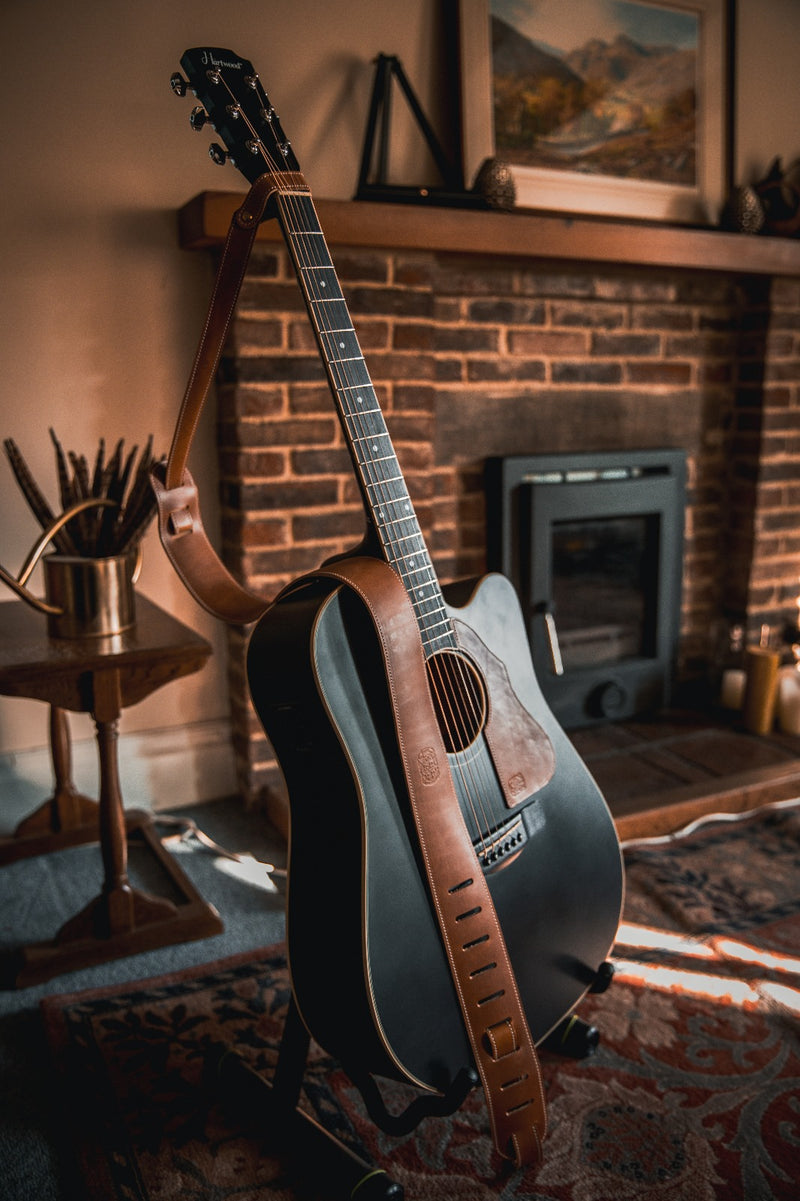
(41, 802, 800, 1200)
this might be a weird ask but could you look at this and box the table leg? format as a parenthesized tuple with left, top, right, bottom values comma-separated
(12, 707, 98, 838)
(58, 711, 178, 942)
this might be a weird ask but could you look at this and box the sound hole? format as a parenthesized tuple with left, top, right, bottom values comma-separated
(425, 651, 487, 754)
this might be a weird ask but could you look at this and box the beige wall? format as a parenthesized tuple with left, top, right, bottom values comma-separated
(0, 0, 449, 766)
(1, 0, 799, 777)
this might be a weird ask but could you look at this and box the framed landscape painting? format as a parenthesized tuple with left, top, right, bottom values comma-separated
(459, 0, 729, 224)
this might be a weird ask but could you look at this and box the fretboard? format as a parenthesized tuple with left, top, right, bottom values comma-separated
(275, 188, 455, 656)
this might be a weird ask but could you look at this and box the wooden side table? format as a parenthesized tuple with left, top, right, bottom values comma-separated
(0, 594, 224, 986)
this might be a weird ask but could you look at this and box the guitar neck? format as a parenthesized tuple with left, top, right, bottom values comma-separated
(274, 185, 456, 655)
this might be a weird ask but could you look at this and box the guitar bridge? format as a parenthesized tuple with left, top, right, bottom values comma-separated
(476, 817, 526, 871)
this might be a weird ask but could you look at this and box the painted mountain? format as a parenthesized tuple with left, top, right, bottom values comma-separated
(492, 13, 696, 185)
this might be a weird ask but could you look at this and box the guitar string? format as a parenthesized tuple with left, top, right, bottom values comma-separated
(280, 194, 503, 844)
(278, 189, 503, 845)
(280, 195, 505, 843)
(209, 70, 506, 842)
(268, 165, 505, 842)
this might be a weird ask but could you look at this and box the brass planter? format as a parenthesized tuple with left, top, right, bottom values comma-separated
(43, 551, 139, 639)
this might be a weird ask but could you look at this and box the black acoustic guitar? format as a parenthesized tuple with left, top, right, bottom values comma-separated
(176, 48, 624, 1098)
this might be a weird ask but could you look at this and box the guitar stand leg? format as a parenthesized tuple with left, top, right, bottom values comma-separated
(542, 961, 615, 1059)
(205, 995, 404, 1200)
(589, 960, 615, 994)
(541, 1014, 600, 1059)
(352, 1065, 479, 1137)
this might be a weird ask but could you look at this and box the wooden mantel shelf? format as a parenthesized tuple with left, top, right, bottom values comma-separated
(179, 190, 800, 278)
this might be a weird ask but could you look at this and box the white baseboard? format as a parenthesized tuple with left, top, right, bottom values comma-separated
(0, 718, 237, 834)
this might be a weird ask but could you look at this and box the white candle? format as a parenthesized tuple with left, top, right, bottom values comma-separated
(778, 668, 800, 734)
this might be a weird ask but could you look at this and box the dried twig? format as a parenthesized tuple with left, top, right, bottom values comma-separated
(3, 432, 160, 558)
(4, 437, 77, 554)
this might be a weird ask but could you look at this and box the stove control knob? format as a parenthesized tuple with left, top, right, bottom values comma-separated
(589, 679, 627, 719)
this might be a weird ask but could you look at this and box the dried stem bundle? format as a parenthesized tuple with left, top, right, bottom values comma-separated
(3, 430, 160, 557)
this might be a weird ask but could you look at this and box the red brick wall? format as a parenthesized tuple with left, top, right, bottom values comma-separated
(215, 242, 800, 805)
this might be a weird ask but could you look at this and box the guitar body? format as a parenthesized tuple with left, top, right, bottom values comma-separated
(248, 569, 624, 1093)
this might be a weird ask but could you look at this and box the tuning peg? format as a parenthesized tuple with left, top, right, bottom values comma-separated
(170, 72, 190, 97)
(208, 143, 231, 166)
(189, 106, 211, 131)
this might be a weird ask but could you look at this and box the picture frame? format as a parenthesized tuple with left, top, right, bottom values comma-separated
(458, 0, 730, 225)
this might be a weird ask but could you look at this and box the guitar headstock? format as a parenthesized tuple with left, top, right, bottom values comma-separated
(171, 47, 299, 183)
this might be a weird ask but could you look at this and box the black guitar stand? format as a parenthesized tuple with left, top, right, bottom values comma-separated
(206, 996, 398, 1198)
(541, 961, 615, 1059)
(205, 960, 615, 1200)
(206, 993, 474, 1200)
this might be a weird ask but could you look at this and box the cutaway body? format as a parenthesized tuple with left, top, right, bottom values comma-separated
(248, 570, 624, 1093)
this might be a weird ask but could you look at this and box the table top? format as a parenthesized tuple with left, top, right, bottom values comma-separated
(0, 594, 212, 711)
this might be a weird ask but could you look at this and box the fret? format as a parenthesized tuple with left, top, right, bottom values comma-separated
(299, 260, 341, 277)
(421, 626, 458, 653)
(379, 529, 419, 548)
(376, 518, 426, 539)
(340, 382, 377, 398)
(417, 595, 450, 619)
(359, 454, 397, 467)
(420, 615, 457, 644)
(287, 227, 326, 241)
(406, 560, 438, 580)
(389, 531, 428, 552)
(350, 429, 391, 446)
(400, 561, 437, 583)
(371, 513, 419, 535)
(413, 597, 440, 615)
(344, 403, 381, 416)
(326, 355, 364, 368)
(325, 355, 371, 378)
(365, 473, 406, 490)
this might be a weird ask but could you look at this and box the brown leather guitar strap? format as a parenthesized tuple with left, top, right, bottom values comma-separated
(287, 556, 547, 1166)
(151, 175, 547, 1166)
(151, 173, 286, 626)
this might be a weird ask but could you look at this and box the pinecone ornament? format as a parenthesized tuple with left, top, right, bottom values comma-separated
(473, 157, 516, 211)
(721, 185, 766, 234)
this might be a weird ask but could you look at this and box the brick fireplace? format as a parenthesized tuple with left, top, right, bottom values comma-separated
(180, 194, 800, 811)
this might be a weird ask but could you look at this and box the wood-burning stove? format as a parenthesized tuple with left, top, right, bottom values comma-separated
(487, 450, 686, 729)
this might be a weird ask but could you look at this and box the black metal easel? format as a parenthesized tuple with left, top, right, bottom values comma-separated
(355, 53, 483, 208)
